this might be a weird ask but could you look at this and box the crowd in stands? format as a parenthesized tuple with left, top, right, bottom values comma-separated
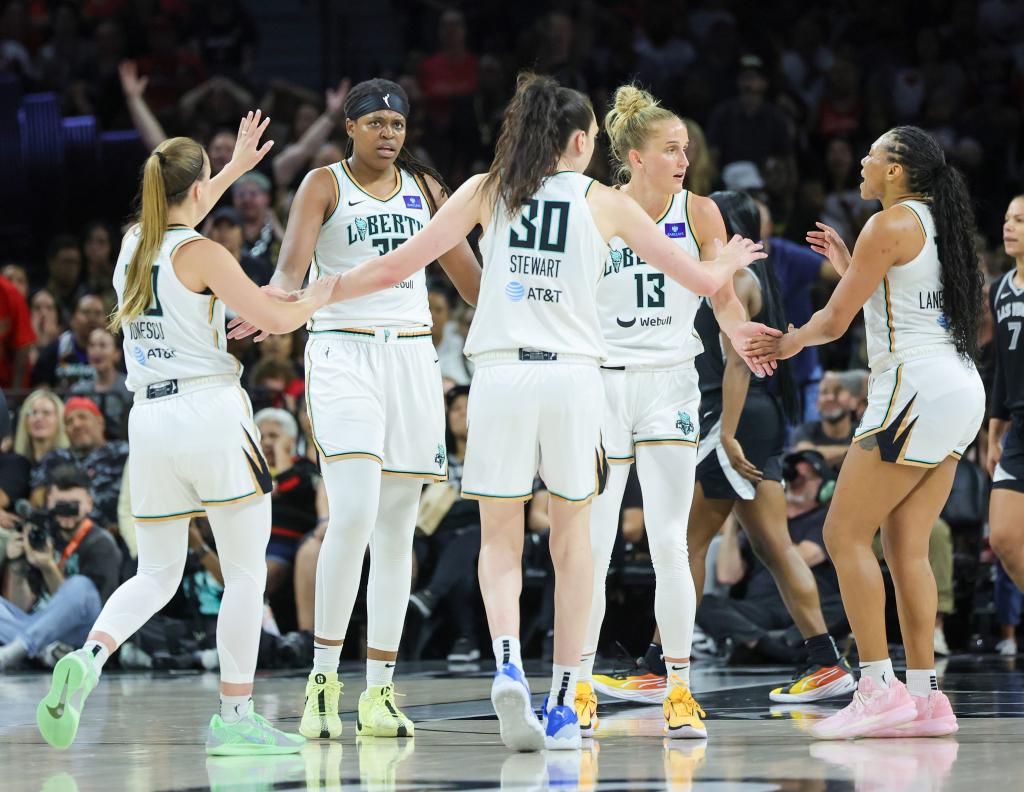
(1, 0, 1022, 671)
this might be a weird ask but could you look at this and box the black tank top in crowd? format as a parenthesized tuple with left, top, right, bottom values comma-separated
(695, 263, 771, 396)
(990, 270, 1024, 419)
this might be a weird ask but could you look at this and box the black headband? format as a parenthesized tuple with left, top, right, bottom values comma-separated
(345, 91, 409, 121)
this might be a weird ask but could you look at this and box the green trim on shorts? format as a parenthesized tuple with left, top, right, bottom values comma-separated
(202, 490, 257, 505)
(547, 488, 596, 502)
(462, 490, 534, 500)
(133, 508, 205, 522)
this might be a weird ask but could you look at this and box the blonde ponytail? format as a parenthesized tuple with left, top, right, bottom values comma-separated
(110, 137, 206, 331)
(604, 85, 677, 184)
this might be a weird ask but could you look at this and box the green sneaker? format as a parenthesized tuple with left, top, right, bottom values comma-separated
(206, 705, 306, 756)
(299, 671, 343, 739)
(37, 649, 98, 749)
(357, 684, 414, 737)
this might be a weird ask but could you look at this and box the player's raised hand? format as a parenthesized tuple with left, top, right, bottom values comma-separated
(326, 78, 351, 117)
(806, 222, 851, 271)
(230, 109, 274, 174)
(715, 235, 767, 272)
(226, 284, 301, 342)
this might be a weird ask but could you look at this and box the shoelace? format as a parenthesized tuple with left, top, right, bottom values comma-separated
(669, 688, 706, 719)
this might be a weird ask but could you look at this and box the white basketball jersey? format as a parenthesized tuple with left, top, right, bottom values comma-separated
(114, 226, 240, 392)
(308, 162, 433, 331)
(465, 171, 609, 360)
(863, 200, 956, 368)
(598, 190, 704, 367)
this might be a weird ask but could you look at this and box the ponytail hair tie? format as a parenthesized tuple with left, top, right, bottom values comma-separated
(155, 151, 166, 165)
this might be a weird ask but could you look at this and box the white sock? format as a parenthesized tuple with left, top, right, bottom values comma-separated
(312, 641, 342, 674)
(82, 640, 110, 676)
(493, 635, 523, 670)
(667, 660, 691, 687)
(220, 694, 253, 724)
(367, 658, 396, 688)
(859, 658, 894, 689)
(906, 668, 938, 697)
(579, 653, 596, 683)
(549, 664, 579, 707)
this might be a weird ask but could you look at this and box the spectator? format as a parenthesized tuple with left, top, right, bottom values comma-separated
(815, 59, 862, 140)
(29, 289, 63, 373)
(70, 328, 132, 441)
(44, 235, 83, 322)
(791, 371, 857, 467)
(0, 465, 121, 671)
(696, 450, 845, 663)
(429, 288, 471, 386)
(256, 408, 321, 601)
(118, 59, 167, 152)
(0, 402, 31, 534)
(207, 207, 274, 286)
(2, 263, 28, 298)
(193, 0, 258, 80)
(31, 293, 105, 390)
(757, 199, 838, 420)
(13, 390, 69, 474)
(248, 358, 300, 414)
(135, 15, 205, 115)
(31, 396, 128, 530)
(232, 172, 282, 268)
(271, 79, 349, 192)
(837, 369, 869, 422)
(820, 139, 877, 248)
(682, 118, 716, 197)
(707, 55, 795, 172)
(418, 9, 479, 182)
(78, 222, 118, 313)
(409, 385, 481, 662)
(0, 273, 36, 389)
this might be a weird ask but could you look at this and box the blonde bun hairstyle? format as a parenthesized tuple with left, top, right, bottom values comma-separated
(604, 85, 678, 183)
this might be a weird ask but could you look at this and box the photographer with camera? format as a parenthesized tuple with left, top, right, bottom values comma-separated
(0, 466, 121, 671)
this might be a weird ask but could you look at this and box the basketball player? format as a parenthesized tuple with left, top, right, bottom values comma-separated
(577, 87, 782, 743)
(747, 126, 985, 739)
(316, 72, 767, 750)
(988, 195, 1024, 596)
(37, 114, 334, 754)
(228, 78, 481, 740)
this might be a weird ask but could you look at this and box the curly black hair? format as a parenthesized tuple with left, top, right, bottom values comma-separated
(884, 126, 983, 359)
(343, 78, 450, 208)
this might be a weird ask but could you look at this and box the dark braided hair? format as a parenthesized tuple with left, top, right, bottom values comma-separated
(483, 72, 594, 216)
(710, 190, 800, 422)
(884, 126, 983, 359)
(344, 78, 450, 205)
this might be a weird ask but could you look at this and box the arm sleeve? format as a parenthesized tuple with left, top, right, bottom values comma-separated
(77, 532, 122, 602)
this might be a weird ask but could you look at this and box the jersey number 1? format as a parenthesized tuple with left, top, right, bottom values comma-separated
(145, 266, 164, 317)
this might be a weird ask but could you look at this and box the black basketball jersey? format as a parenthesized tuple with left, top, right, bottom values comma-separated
(990, 270, 1024, 419)
(695, 264, 771, 396)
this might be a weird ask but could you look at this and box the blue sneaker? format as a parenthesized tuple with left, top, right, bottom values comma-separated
(491, 663, 544, 751)
(541, 695, 582, 750)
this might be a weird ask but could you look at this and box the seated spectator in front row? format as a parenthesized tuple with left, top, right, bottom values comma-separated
(31, 396, 128, 532)
(408, 386, 481, 662)
(837, 369, 869, 423)
(70, 328, 132, 441)
(256, 408, 322, 603)
(696, 450, 846, 664)
(791, 371, 857, 468)
(14, 389, 70, 481)
(0, 466, 121, 670)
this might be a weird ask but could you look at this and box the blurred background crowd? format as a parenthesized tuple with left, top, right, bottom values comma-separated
(0, 0, 1021, 673)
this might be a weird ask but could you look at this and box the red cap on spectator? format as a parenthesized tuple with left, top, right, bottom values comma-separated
(64, 396, 102, 420)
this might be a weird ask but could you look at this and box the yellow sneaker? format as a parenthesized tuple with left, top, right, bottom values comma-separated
(591, 669, 666, 704)
(299, 671, 343, 740)
(575, 681, 599, 737)
(357, 684, 415, 738)
(663, 684, 707, 739)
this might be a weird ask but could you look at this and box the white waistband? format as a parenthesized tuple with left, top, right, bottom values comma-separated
(134, 373, 240, 402)
(308, 326, 432, 344)
(869, 343, 958, 373)
(469, 349, 601, 366)
(600, 358, 695, 373)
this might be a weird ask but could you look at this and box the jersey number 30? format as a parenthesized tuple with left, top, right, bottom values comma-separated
(508, 200, 570, 253)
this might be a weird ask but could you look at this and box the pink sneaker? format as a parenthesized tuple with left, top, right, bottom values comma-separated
(865, 690, 958, 737)
(810, 678, 917, 740)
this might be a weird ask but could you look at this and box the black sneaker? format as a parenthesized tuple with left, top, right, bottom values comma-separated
(447, 637, 480, 663)
(409, 589, 436, 618)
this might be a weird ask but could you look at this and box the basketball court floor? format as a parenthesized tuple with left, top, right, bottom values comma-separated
(3, 657, 1022, 791)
